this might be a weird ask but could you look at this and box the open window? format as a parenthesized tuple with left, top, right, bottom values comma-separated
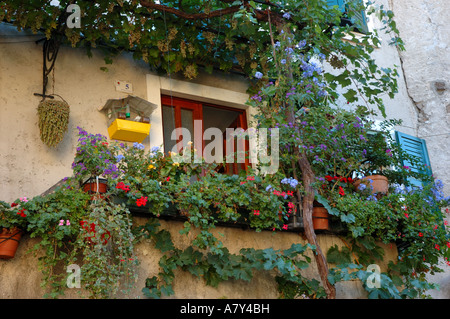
(161, 95, 249, 175)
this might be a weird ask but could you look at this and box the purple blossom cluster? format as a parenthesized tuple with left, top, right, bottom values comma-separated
(73, 126, 118, 179)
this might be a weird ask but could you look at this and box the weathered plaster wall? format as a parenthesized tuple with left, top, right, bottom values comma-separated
(390, 0, 450, 195)
(0, 217, 398, 299)
(389, 0, 450, 298)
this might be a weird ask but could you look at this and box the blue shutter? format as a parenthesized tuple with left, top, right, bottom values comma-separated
(347, 0, 369, 34)
(395, 131, 432, 187)
(326, 0, 346, 13)
(326, 0, 369, 34)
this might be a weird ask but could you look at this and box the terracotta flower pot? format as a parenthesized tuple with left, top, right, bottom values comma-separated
(83, 181, 108, 194)
(354, 175, 389, 194)
(0, 228, 23, 259)
(83, 177, 108, 200)
(312, 207, 329, 230)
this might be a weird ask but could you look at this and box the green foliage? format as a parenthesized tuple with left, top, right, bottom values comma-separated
(0, 198, 30, 231)
(1, 177, 138, 298)
(72, 199, 139, 298)
(137, 217, 323, 299)
(23, 184, 91, 298)
(324, 179, 450, 298)
(326, 244, 352, 265)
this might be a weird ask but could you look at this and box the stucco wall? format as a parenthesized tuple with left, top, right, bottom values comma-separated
(389, 0, 450, 298)
(0, 217, 398, 299)
(390, 0, 450, 196)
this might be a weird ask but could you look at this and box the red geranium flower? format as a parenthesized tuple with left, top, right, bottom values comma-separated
(136, 196, 148, 207)
(116, 182, 130, 193)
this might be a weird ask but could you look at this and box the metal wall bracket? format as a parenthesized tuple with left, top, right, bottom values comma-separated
(34, 38, 60, 100)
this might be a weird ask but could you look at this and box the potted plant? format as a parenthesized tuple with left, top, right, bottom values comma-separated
(37, 96, 70, 148)
(72, 126, 119, 195)
(22, 179, 138, 298)
(0, 198, 30, 259)
(353, 119, 406, 194)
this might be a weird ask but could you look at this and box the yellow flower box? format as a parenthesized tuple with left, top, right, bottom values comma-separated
(107, 119, 150, 143)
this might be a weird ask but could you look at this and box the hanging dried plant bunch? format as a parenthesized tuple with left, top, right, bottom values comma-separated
(37, 98, 70, 147)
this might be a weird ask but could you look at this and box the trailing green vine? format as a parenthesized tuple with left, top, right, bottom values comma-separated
(37, 98, 70, 148)
(137, 218, 325, 299)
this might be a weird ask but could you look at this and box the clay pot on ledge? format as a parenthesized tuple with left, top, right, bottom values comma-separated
(82, 177, 108, 199)
(0, 228, 23, 259)
(354, 175, 389, 194)
(312, 206, 330, 231)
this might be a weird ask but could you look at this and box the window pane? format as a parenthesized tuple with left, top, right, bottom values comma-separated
(180, 108, 194, 149)
(162, 105, 176, 154)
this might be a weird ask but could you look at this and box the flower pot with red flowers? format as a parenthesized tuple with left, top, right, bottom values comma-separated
(0, 198, 30, 259)
(82, 176, 109, 197)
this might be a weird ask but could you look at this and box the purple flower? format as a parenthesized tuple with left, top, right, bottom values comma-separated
(151, 146, 160, 153)
(296, 40, 306, 49)
(283, 12, 291, 19)
(317, 90, 327, 97)
(281, 177, 299, 188)
(133, 142, 145, 150)
(255, 71, 263, 79)
(285, 47, 294, 55)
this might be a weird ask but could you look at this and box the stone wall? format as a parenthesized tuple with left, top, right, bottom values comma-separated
(389, 0, 450, 298)
(390, 0, 450, 195)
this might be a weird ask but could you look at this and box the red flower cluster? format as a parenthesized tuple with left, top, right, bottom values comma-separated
(136, 196, 148, 207)
(16, 209, 27, 217)
(325, 175, 354, 183)
(80, 220, 111, 245)
(12, 202, 27, 217)
(273, 190, 294, 197)
(116, 182, 130, 193)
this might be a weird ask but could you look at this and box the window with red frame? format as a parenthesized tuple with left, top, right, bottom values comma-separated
(161, 95, 249, 175)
